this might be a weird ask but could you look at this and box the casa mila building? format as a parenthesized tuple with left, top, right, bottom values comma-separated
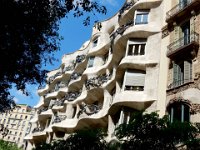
(24, 0, 200, 149)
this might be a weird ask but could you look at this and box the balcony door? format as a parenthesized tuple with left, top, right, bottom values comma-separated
(181, 22, 190, 45)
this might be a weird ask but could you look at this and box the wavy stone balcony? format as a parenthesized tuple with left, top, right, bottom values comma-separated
(112, 91, 156, 111)
(118, 0, 162, 26)
(167, 32, 199, 58)
(31, 127, 47, 142)
(63, 55, 86, 73)
(50, 99, 110, 131)
(52, 99, 65, 110)
(166, 0, 200, 24)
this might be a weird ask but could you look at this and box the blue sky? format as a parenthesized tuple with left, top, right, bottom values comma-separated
(10, 0, 125, 107)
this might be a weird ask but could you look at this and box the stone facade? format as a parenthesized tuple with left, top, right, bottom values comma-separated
(24, 0, 200, 149)
(165, 0, 200, 123)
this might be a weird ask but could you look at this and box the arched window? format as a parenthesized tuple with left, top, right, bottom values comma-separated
(168, 102, 190, 123)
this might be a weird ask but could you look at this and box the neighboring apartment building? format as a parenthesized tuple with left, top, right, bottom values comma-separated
(163, 0, 200, 123)
(24, 0, 200, 149)
(0, 104, 34, 149)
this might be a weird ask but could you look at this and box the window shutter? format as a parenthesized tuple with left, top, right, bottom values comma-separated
(184, 60, 192, 83)
(125, 71, 145, 86)
(173, 62, 178, 87)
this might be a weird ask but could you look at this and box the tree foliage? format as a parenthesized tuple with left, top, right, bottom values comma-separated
(33, 112, 200, 150)
(115, 111, 200, 150)
(33, 128, 108, 150)
(0, 140, 21, 150)
(0, 0, 106, 111)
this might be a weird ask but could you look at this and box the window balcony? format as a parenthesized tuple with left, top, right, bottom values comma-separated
(167, 78, 193, 90)
(167, 32, 199, 58)
(166, 0, 200, 24)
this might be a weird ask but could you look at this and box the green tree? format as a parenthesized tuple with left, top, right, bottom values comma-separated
(115, 111, 200, 150)
(0, 140, 21, 150)
(0, 0, 106, 111)
(33, 128, 108, 150)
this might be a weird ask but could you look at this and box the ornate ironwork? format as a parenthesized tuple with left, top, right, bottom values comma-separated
(70, 72, 82, 81)
(38, 84, 46, 90)
(54, 99, 65, 106)
(54, 71, 62, 78)
(85, 73, 112, 90)
(52, 115, 67, 124)
(166, 0, 195, 21)
(75, 55, 86, 63)
(63, 62, 76, 72)
(38, 107, 48, 114)
(62, 90, 82, 102)
(58, 81, 68, 88)
(77, 104, 102, 118)
(118, 2, 134, 18)
(167, 32, 199, 56)
(49, 76, 55, 83)
(48, 100, 56, 109)
(32, 127, 44, 133)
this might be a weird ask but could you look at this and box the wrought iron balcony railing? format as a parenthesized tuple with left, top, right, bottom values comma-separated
(32, 127, 44, 133)
(52, 115, 66, 124)
(166, 0, 196, 21)
(167, 78, 193, 90)
(77, 104, 102, 118)
(37, 107, 48, 114)
(38, 84, 46, 90)
(167, 32, 199, 57)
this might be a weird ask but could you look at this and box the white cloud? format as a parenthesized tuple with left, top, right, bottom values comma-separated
(13, 97, 19, 103)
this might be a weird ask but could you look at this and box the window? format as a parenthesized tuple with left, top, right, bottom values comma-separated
(180, 0, 188, 9)
(124, 70, 146, 91)
(22, 121, 26, 126)
(103, 52, 109, 64)
(20, 115, 23, 119)
(92, 37, 99, 47)
(172, 60, 192, 87)
(87, 56, 95, 68)
(135, 10, 149, 25)
(127, 39, 146, 56)
(181, 21, 190, 45)
(168, 102, 190, 123)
